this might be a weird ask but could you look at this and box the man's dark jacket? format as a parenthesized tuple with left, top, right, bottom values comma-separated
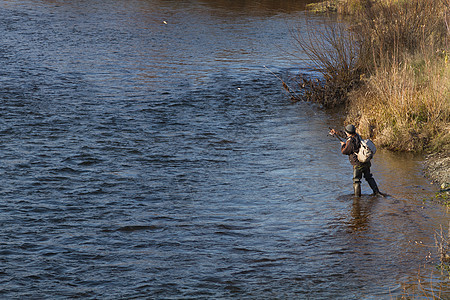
(341, 134, 364, 167)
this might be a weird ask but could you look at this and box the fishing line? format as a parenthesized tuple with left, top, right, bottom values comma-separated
(263, 65, 299, 99)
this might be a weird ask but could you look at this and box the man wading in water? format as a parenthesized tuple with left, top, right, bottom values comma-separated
(329, 125, 383, 197)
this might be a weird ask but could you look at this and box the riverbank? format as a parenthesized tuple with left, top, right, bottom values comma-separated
(301, 0, 450, 190)
(424, 151, 450, 189)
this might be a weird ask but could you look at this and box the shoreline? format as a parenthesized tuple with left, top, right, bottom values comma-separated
(424, 150, 450, 190)
(304, 0, 450, 192)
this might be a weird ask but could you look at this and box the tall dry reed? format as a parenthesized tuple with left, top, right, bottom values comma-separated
(297, 0, 450, 151)
(346, 54, 450, 151)
(346, 0, 450, 151)
(354, 0, 447, 71)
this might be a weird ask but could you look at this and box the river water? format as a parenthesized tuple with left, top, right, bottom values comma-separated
(0, 0, 448, 299)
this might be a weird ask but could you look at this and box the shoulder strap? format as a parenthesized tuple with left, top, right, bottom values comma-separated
(353, 134, 361, 152)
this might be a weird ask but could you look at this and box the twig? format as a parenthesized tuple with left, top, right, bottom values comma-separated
(263, 65, 299, 100)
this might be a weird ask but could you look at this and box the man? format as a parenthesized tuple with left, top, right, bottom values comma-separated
(329, 125, 382, 197)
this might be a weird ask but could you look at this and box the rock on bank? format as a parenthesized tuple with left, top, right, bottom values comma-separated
(424, 151, 450, 189)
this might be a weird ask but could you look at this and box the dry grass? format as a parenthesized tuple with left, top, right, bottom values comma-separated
(394, 224, 450, 299)
(353, 0, 447, 72)
(436, 223, 450, 265)
(298, 0, 450, 152)
(346, 53, 450, 151)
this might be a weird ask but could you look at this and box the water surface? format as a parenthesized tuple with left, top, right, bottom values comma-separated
(0, 0, 448, 298)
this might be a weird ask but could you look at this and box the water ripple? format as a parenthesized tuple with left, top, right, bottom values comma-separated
(0, 1, 448, 299)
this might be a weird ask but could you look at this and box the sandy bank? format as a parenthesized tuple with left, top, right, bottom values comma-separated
(424, 151, 450, 189)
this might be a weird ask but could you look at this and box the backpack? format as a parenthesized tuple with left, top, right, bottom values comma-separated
(355, 136, 376, 163)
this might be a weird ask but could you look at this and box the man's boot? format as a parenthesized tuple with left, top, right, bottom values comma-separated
(353, 183, 361, 197)
(367, 177, 381, 196)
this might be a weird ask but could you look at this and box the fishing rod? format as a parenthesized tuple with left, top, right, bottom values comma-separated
(328, 127, 344, 142)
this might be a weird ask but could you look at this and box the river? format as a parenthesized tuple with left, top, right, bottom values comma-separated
(0, 0, 448, 298)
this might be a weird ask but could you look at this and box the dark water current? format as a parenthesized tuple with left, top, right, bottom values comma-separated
(0, 0, 449, 299)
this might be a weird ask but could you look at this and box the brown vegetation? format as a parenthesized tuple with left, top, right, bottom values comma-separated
(292, 21, 361, 108)
(296, 0, 450, 153)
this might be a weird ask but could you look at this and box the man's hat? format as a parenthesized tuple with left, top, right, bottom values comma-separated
(345, 124, 356, 134)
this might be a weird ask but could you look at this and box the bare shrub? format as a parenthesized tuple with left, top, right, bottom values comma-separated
(291, 21, 362, 108)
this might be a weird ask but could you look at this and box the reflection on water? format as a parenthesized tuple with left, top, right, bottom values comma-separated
(349, 196, 376, 232)
(0, 0, 448, 299)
